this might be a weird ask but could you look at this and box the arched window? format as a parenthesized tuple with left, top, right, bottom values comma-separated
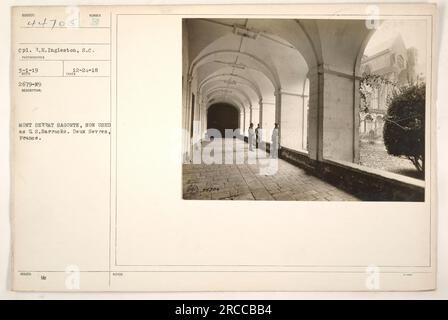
(390, 53, 396, 65)
(397, 55, 405, 69)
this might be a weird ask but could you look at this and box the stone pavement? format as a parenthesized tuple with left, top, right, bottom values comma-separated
(183, 138, 360, 201)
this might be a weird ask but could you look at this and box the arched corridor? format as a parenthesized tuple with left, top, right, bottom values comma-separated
(207, 103, 240, 137)
(182, 18, 425, 201)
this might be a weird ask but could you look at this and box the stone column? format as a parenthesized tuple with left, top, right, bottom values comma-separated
(184, 76, 193, 162)
(249, 107, 253, 125)
(244, 106, 251, 136)
(301, 94, 309, 151)
(261, 101, 276, 142)
(352, 77, 361, 163)
(276, 90, 306, 151)
(258, 100, 263, 130)
(307, 64, 360, 163)
(200, 99, 207, 139)
(251, 106, 259, 125)
(274, 90, 282, 146)
(240, 107, 245, 137)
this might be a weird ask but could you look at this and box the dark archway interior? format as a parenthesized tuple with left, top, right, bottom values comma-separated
(207, 103, 239, 137)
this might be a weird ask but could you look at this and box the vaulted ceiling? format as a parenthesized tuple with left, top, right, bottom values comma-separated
(186, 19, 310, 111)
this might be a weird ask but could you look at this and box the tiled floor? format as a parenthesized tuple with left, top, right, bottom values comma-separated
(183, 138, 360, 201)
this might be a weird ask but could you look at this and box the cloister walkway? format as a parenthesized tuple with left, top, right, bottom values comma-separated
(183, 138, 360, 201)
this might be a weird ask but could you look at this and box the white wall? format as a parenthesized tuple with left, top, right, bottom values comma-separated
(280, 93, 304, 151)
(261, 103, 275, 141)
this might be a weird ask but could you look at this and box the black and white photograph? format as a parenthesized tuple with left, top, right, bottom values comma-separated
(3, 2, 443, 295)
(182, 18, 428, 201)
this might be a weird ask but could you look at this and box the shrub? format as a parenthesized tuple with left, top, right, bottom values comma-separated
(383, 83, 425, 173)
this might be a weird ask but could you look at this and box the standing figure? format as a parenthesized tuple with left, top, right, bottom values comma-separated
(271, 123, 279, 158)
(248, 123, 255, 151)
(255, 123, 261, 149)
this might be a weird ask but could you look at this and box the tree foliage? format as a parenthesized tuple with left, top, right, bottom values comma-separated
(359, 74, 398, 113)
(383, 83, 425, 173)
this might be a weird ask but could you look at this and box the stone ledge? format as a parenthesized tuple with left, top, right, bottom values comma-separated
(279, 146, 424, 202)
(324, 158, 425, 189)
(279, 146, 315, 171)
(239, 138, 424, 201)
